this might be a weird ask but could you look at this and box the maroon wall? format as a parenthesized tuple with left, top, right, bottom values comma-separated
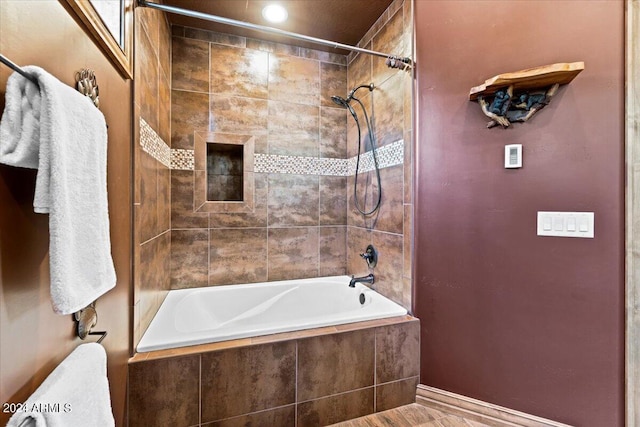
(413, 1, 624, 426)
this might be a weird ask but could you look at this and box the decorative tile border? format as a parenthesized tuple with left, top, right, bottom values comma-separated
(171, 149, 195, 170)
(139, 118, 171, 168)
(254, 139, 404, 176)
(347, 139, 404, 174)
(138, 117, 198, 171)
(254, 154, 349, 176)
(168, 139, 404, 176)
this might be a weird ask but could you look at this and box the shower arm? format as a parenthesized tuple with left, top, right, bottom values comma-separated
(136, 0, 413, 68)
(347, 83, 375, 102)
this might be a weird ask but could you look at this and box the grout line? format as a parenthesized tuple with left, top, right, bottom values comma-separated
(207, 91, 212, 135)
(373, 327, 380, 390)
(318, 176, 321, 277)
(296, 385, 376, 406)
(192, 163, 196, 214)
(208, 40, 212, 96)
(377, 375, 420, 387)
(266, 174, 270, 281)
(349, 226, 403, 238)
(170, 87, 210, 96)
(209, 403, 297, 424)
(374, 325, 378, 413)
(139, 228, 171, 247)
(267, 52, 272, 157)
(201, 226, 268, 231)
(170, 228, 210, 231)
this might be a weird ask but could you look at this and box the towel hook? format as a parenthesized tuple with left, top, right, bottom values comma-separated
(75, 68, 100, 108)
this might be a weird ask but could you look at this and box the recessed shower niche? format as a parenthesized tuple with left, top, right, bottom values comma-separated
(207, 143, 243, 201)
(194, 132, 255, 212)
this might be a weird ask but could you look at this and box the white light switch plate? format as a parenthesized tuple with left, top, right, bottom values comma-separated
(505, 144, 522, 168)
(537, 211, 594, 238)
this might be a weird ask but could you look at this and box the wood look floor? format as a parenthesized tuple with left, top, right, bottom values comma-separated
(330, 403, 491, 427)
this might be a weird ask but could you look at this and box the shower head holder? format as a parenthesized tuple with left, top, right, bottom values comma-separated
(332, 83, 375, 108)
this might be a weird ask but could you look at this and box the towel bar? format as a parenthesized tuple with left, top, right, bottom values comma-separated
(0, 53, 108, 129)
(0, 54, 38, 86)
(89, 331, 107, 343)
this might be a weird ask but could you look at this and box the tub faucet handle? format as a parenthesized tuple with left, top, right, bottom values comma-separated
(359, 244, 377, 268)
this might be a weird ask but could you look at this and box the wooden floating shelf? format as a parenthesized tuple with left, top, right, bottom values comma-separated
(469, 62, 584, 100)
(469, 62, 584, 128)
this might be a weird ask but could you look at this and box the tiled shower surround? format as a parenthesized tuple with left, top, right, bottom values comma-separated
(129, 316, 419, 427)
(168, 25, 351, 288)
(133, 6, 172, 346)
(130, 1, 417, 425)
(168, 0, 413, 309)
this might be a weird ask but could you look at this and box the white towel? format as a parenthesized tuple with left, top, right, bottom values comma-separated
(0, 66, 116, 314)
(6, 343, 115, 427)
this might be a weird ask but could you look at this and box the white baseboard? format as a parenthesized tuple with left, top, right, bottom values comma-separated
(416, 385, 573, 427)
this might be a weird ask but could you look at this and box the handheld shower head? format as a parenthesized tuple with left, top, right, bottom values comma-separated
(332, 95, 358, 120)
(332, 82, 381, 216)
(331, 95, 348, 107)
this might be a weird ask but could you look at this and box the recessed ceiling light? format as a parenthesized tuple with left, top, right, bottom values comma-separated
(262, 4, 288, 24)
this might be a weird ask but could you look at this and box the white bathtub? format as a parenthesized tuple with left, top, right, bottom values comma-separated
(137, 275, 407, 352)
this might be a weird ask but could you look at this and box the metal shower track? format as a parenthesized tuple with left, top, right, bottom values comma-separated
(136, 0, 412, 66)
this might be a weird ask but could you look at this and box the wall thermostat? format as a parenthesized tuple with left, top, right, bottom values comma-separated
(504, 144, 522, 168)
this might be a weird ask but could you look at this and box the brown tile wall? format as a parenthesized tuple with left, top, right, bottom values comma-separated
(206, 144, 243, 201)
(128, 316, 419, 426)
(170, 26, 349, 288)
(169, 0, 413, 312)
(133, 6, 172, 347)
(346, 0, 414, 309)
